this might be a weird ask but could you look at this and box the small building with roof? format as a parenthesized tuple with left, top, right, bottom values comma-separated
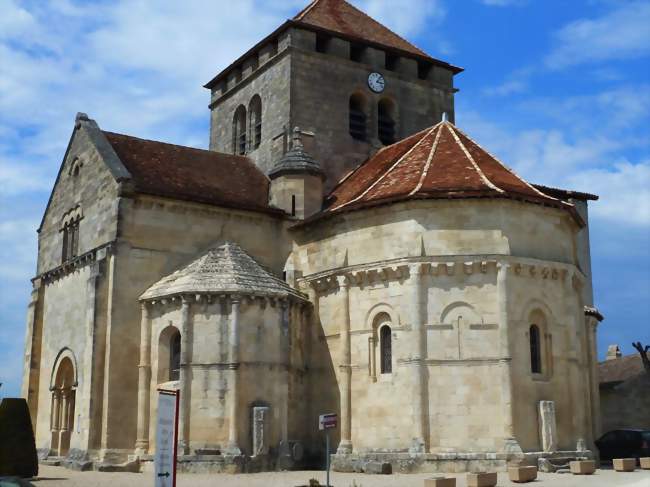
(599, 345, 650, 433)
(22, 0, 603, 474)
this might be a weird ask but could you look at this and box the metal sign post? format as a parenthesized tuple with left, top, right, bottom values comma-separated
(319, 413, 338, 487)
(155, 389, 179, 487)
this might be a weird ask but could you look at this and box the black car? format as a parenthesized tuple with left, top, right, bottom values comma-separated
(595, 429, 650, 462)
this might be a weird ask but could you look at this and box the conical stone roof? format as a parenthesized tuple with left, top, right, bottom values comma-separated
(140, 242, 305, 301)
(269, 128, 324, 179)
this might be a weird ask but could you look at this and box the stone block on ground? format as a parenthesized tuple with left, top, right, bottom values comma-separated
(0, 398, 38, 478)
(613, 458, 636, 472)
(424, 476, 456, 487)
(363, 461, 392, 474)
(569, 460, 595, 475)
(508, 465, 537, 482)
(466, 472, 497, 487)
(640, 457, 650, 469)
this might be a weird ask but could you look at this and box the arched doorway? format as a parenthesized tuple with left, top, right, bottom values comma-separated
(50, 356, 76, 456)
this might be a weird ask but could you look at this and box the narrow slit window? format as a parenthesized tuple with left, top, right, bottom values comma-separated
(349, 95, 367, 141)
(170, 331, 181, 381)
(291, 195, 296, 216)
(380, 325, 392, 374)
(378, 99, 396, 145)
(530, 324, 542, 374)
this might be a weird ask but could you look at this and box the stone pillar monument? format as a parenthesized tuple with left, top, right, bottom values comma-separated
(336, 275, 353, 454)
(539, 400, 557, 452)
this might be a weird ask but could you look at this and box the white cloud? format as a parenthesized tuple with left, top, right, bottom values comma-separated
(545, 1, 650, 69)
(356, 0, 446, 37)
(480, 0, 525, 6)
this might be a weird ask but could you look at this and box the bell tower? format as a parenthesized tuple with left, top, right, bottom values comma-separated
(205, 0, 462, 191)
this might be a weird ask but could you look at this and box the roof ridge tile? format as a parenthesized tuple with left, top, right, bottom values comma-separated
(446, 123, 504, 194)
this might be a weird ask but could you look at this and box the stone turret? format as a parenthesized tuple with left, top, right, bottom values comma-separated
(269, 127, 324, 219)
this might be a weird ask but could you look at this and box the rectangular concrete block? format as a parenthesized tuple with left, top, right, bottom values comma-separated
(466, 472, 497, 487)
(508, 465, 537, 482)
(613, 458, 636, 472)
(424, 477, 456, 487)
(569, 460, 596, 475)
(640, 457, 650, 469)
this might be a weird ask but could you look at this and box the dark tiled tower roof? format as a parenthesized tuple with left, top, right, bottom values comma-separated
(269, 128, 324, 179)
(294, 0, 432, 61)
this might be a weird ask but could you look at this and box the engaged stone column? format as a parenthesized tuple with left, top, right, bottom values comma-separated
(135, 302, 152, 454)
(539, 400, 558, 452)
(497, 263, 522, 456)
(336, 275, 353, 454)
(226, 296, 242, 455)
(409, 264, 426, 453)
(586, 319, 601, 440)
(178, 296, 192, 455)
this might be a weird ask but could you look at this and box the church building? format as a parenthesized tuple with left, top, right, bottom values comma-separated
(22, 0, 603, 473)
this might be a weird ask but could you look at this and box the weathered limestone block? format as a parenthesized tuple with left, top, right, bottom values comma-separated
(508, 466, 537, 483)
(613, 458, 636, 472)
(466, 472, 497, 487)
(569, 460, 595, 475)
(424, 477, 456, 487)
(538, 401, 557, 452)
(640, 457, 650, 469)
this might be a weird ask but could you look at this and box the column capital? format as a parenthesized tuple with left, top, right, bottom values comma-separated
(335, 274, 350, 289)
(408, 262, 424, 277)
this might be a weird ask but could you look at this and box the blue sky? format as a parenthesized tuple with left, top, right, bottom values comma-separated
(0, 0, 648, 398)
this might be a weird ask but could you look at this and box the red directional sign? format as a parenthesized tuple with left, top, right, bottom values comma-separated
(319, 413, 337, 430)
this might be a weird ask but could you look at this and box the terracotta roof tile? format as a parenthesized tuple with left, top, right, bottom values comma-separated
(324, 121, 577, 217)
(294, 0, 432, 60)
(103, 131, 277, 214)
(599, 354, 646, 385)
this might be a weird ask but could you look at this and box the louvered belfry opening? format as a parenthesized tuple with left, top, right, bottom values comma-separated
(378, 98, 396, 145)
(349, 94, 367, 141)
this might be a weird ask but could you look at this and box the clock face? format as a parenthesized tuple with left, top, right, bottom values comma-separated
(368, 72, 385, 93)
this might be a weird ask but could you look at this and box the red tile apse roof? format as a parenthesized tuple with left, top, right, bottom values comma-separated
(294, 0, 431, 60)
(103, 131, 278, 214)
(324, 121, 576, 217)
(599, 354, 646, 386)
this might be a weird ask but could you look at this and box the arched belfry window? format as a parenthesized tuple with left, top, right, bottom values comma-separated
(170, 331, 181, 381)
(380, 325, 392, 374)
(249, 95, 262, 150)
(349, 94, 367, 141)
(378, 98, 396, 145)
(233, 105, 247, 155)
(61, 208, 81, 263)
(530, 324, 542, 374)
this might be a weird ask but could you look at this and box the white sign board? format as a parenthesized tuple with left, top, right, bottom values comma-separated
(319, 413, 337, 430)
(155, 390, 179, 487)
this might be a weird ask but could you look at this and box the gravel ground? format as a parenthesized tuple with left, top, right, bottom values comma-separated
(22, 465, 650, 487)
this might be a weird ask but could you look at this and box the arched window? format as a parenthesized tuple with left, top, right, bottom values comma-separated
(378, 98, 396, 145)
(61, 212, 81, 263)
(232, 105, 247, 155)
(249, 95, 262, 150)
(170, 331, 181, 381)
(380, 325, 392, 374)
(349, 94, 367, 141)
(530, 324, 542, 374)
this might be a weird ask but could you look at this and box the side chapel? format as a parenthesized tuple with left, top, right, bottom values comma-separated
(22, 0, 603, 473)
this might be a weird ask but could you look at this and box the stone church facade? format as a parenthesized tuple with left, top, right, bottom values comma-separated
(22, 0, 603, 473)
